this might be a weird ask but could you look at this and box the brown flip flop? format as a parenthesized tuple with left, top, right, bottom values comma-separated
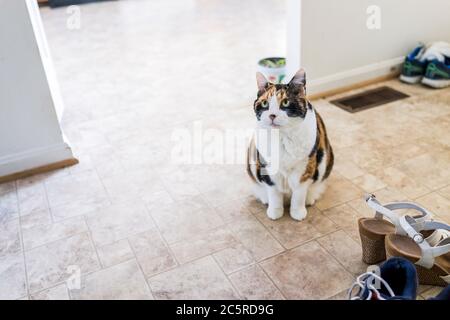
(385, 216, 450, 286)
(359, 195, 432, 264)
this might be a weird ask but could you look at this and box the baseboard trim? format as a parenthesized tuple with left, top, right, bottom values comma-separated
(0, 142, 77, 182)
(308, 72, 400, 101)
(0, 158, 79, 184)
(307, 56, 404, 100)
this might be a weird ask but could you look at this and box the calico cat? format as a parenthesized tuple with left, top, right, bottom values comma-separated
(247, 69, 333, 221)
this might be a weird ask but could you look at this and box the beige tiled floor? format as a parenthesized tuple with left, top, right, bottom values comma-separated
(1, 0, 450, 300)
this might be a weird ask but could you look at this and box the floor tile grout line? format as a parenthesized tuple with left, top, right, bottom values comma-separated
(142, 186, 241, 251)
(25, 200, 162, 252)
(210, 254, 243, 300)
(142, 200, 182, 267)
(315, 229, 363, 272)
(249, 213, 290, 251)
(223, 230, 355, 300)
(333, 145, 433, 183)
(157, 168, 205, 207)
(220, 261, 259, 278)
(141, 230, 258, 284)
(93, 250, 135, 270)
(436, 184, 450, 201)
(125, 228, 180, 278)
(154, 204, 259, 268)
(317, 195, 363, 213)
(172, 245, 236, 266)
(91, 163, 115, 209)
(42, 176, 55, 224)
(247, 198, 346, 251)
(244, 206, 286, 250)
(140, 261, 180, 281)
(15, 181, 31, 299)
(314, 240, 356, 300)
(20, 229, 92, 255)
(222, 217, 282, 264)
(29, 256, 143, 298)
(21, 215, 90, 250)
(48, 196, 122, 223)
(248, 223, 349, 267)
(126, 201, 206, 293)
(83, 215, 104, 270)
(339, 226, 363, 245)
(412, 190, 437, 202)
(168, 220, 259, 271)
(20, 231, 102, 297)
(126, 237, 156, 299)
(316, 193, 365, 213)
(0, 182, 20, 222)
(28, 280, 70, 300)
(251, 205, 342, 251)
(257, 262, 288, 300)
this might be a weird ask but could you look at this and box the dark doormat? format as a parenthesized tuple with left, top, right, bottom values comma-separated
(330, 86, 409, 113)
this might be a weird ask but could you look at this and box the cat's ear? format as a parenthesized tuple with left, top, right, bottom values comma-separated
(288, 68, 306, 96)
(289, 68, 306, 87)
(256, 72, 268, 91)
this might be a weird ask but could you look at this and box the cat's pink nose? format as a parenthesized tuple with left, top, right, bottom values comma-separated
(269, 114, 277, 120)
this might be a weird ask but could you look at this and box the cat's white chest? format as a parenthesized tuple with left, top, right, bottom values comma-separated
(279, 134, 310, 170)
(273, 110, 317, 192)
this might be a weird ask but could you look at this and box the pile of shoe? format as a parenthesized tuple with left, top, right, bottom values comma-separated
(348, 194, 450, 300)
(400, 42, 450, 88)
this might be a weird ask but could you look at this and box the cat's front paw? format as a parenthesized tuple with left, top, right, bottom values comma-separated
(290, 207, 307, 221)
(267, 206, 284, 220)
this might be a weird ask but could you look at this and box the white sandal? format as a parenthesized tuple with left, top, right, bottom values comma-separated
(385, 216, 450, 286)
(358, 194, 433, 264)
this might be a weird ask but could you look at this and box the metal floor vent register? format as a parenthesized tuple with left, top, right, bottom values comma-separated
(330, 86, 409, 113)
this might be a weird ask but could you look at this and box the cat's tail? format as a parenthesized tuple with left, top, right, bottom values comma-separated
(246, 137, 257, 183)
(306, 181, 327, 206)
(247, 137, 268, 204)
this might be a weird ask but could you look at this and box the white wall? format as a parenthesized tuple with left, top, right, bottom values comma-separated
(0, 0, 74, 177)
(286, 0, 450, 95)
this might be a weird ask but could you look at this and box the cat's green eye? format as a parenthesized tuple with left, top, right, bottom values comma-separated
(260, 100, 269, 108)
(281, 99, 290, 107)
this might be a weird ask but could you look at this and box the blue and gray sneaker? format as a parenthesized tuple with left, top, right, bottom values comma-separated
(348, 257, 418, 300)
(400, 45, 428, 84)
(421, 58, 450, 88)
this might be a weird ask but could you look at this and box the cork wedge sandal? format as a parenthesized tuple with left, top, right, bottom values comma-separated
(358, 194, 432, 264)
(385, 216, 450, 287)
